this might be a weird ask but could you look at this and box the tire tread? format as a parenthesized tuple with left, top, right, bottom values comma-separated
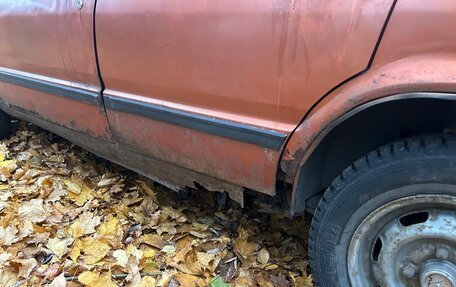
(309, 134, 455, 286)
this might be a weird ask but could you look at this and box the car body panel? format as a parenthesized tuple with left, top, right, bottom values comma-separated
(95, 0, 393, 193)
(282, 0, 456, 210)
(0, 0, 110, 139)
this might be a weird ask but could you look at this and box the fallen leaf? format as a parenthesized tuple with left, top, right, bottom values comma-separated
(81, 238, 110, 264)
(139, 276, 157, 287)
(14, 258, 37, 278)
(174, 273, 205, 287)
(46, 237, 73, 259)
(97, 216, 123, 247)
(18, 198, 47, 223)
(141, 234, 167, 249)
(0, 267, 18, 287)
(78, 271, 117, 287)
(0, 225, 19, 245)
(68, 211, 101, 238)
(97, 175, 119, 187)
(69, 239, 83, 262)
(257, 248, 270, 265)
(65, 179, 94, 206)
(162, 245, 176, 254)
(113, 249, 129, 267)
(49, 272, 66, 287)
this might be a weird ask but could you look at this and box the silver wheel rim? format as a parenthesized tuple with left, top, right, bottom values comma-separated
(348, 194, 456, 287)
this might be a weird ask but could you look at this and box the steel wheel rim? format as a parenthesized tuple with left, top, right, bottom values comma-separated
(348, 194, 456, 287)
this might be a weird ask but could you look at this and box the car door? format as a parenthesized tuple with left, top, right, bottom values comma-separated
(0, 0, 110, 140)
(95, 1, 293, 195)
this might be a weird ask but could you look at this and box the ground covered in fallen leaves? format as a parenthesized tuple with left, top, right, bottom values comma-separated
(0, 122, 313, 287)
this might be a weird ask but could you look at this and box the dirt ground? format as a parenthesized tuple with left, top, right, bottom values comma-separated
(0, 122, 313, 287)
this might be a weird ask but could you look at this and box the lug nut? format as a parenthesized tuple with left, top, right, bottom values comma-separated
(402, 262, 418, 279)
(436, 247, 450, 260)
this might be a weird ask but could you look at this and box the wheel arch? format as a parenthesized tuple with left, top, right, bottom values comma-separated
(280, 54, 456, 215)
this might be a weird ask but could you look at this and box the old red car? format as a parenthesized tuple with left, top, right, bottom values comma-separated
(1, 0, 456, 286)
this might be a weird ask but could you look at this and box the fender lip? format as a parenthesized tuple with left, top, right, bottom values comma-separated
(288, 92, 456, 215)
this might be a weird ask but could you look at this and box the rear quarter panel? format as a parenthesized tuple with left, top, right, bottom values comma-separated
(282, 0, 456, 204)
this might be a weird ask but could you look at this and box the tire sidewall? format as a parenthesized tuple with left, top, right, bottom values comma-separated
(313, 154, 456, 286)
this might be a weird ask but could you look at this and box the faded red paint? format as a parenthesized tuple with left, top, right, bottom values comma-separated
(282, 0, 456, 196)
(107, 110, 279, 194)
(0, 0, 110, 139)
(0, 81, 110, 139)
(0, 0, 100, 87)
(96, 0, 392, 193)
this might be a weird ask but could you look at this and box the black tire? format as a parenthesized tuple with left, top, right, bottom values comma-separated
(0, 111, 11, 139)
(309, 135, 456, 286)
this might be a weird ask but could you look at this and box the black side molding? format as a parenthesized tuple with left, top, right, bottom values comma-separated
(105, 96, 287, 150)
(0, 69, 100, 106)
(0, 69, 287, 150)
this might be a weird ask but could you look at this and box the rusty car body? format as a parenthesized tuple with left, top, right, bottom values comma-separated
(1, 1, 456, 286)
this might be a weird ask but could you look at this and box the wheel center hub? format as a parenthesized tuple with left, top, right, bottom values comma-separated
(420, 261, 456, 287)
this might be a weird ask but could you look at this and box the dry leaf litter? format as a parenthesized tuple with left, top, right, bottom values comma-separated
(0, 122, 313, 287)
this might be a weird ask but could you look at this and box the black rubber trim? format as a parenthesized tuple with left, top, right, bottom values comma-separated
(104, 95, 287, 150)
(0, 69, 100, 106)
(367, 0, 398, 69)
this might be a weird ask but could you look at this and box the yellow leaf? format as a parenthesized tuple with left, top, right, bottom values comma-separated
(97, 216, 123, 247)
(234, 227, 259, 260)
(156, 222, 177, 235)
(142, 247, 156, 259)
(0, 160, 15, 168)
(69, 239, 83, 262)
(65, 179, 94, 206)
(78, 271, 117, 287)
(81, 238, 110, 265)
(141, 234, 167, 249)
(127, 243, 143, 260)
(265, 264, 279, 270)
(68, 212, 101, 238)
(234, 238, 259, 260)
(196, 252, 215, 269)
(64, 180, 82, 194)
(140, 276, 157, 287)
(294, 274, 313, 287)
(174, 273, 205, 287)
(46, 237, 73, 259)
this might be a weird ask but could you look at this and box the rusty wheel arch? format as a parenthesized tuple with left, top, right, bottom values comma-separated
(283, 92, 456, 215)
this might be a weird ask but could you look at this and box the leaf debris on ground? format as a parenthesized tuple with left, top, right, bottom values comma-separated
(0, 122, 313, 287)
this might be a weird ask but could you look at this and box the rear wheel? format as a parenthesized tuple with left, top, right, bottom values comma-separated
(309, 135, 456, 287)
